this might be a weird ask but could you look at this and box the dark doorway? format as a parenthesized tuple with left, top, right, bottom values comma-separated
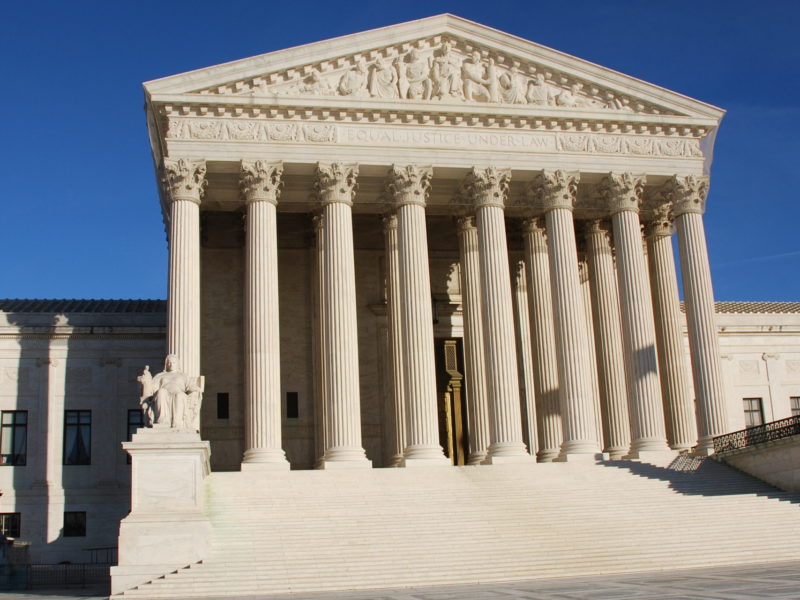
(435, 338, 469, 466)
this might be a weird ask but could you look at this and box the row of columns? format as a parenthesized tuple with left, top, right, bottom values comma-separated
(161, 157, 728, 467)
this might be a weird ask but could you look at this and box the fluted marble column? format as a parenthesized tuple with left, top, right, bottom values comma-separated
(383, 214, 406, 466)
(665, 175, 728, 453)
(579, 260, 604, 448)
(521, 218, 562, 461)
(460, 168, 530, 462)
(239, 161, 289, 469)
(314, 163, 370, 467)
(385, 166, 447, 466)
(602, 173, 670, 457)
(311, 213, 327, 465)
(457, 216, 491, 464)
(163, 158, 205, 378)
(584, 220, 631, 459)
(645, 208, 697, 451)
(513, 259, 539, 455)
(528, 171, 598, 458)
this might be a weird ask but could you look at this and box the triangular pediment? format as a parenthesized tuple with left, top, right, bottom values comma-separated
(144, 15, 723, 121)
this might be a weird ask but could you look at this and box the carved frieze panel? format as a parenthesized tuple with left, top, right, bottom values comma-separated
(165, 116, 703, 159)
(189, 36, 679, 116)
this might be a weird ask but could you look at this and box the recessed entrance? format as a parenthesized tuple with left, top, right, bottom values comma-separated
(435, 338, 469, 465)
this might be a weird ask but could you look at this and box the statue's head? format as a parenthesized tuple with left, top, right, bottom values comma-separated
(164, 354, 180, 372)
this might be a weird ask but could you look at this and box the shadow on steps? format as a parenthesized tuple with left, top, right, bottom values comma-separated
(599, 456, 800, 504)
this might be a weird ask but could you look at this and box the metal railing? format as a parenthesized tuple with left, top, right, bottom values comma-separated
(1, 563, 109, 590)
(713, 415, 800, 454)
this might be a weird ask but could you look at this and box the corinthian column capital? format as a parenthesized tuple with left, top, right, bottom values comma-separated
(313, 162, 359, 206)
(598, 172, 646, 215)
(644, 204, 674, 238)
(163, 158, 207, 204)
(455, 214, 476, 234)
(240, 160, 283, 205)
(383, 165, 433, 207)
(526, 169, 579, 213)
(661, 174, 709, 216)
(458, 167, 511, 209)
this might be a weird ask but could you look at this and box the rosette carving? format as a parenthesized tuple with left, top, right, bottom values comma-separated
(240, 160, 283, 205)
(313, 162, 359, 206)
(526, 169, 579, 213)
(661, 175, 709, 216)
(457, 167, 511, 209)
(598, 172, 646, 214)
(383, 165, 433, 207)
(162, 158, 207, 204)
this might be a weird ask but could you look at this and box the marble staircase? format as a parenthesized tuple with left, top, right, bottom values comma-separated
(116, 457, 800, 598)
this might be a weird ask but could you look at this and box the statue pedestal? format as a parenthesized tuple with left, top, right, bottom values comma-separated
(110, 427, 211, 595)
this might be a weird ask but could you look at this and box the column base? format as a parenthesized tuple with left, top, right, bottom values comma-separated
(625, 449, 678, 467)
(536, 449, 560, 462)
(691, 443, 716, 457)
(402, 456, 451, 468)
(388, 454, 405, 467)
(629, 438, 672, 454)
(556, 452, 605, 463)
(467, 452, 488, 465)
(317, 458, 372, 469)
(483, 453, 535, 465)
(241, 448, 290, 470)
(603, 446, 629, 460)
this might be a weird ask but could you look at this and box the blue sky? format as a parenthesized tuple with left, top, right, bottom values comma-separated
(2, 0, 798, 300)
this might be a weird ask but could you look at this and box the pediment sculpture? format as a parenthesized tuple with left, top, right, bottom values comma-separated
(138, 354, 204, 431)
(195, 38, 673, 115)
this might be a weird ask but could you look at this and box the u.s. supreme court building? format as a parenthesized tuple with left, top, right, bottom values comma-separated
(2, 14, 800, 597)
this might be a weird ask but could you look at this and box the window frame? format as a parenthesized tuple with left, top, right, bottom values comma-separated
(63, 410, 92, 466)
(0, 512, 21, 538)
(742, 397, 765, 428)
(1, 410, 28, 466)
(63, 511, 86, 537)
(790, 397, 800, 417)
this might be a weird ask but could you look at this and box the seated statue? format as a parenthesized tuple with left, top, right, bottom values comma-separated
(138, 354, 203, 431)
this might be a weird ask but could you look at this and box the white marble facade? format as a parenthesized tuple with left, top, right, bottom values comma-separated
(2, 15, 800, 564)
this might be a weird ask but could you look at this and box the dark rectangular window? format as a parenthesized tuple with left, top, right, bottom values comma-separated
(217, 393, 229, 420)
(1, 411, 27, 466)
(743, 398, 764, 428)
(0, 513, 21, 538)
(126, 409, 144, 464)
(63, 511, 86, 537)
(64, 410, 91, 465)
(286, 392, 299, 419)
(791, 397, 800, 417)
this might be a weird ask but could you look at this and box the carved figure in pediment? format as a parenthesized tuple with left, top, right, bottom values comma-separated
(338, 58, 369, 97)
(555, 83, 587, 108)
(499, 71, 526, 104)
(462, 51, 494, 102)
(137, 354, 203, 431)
(299, 69, 333, 95)
(369, 58, 399, 99)
(399, 49, 432, 100)
(431, 41, 463, 100)
(525, 73, 553, 106)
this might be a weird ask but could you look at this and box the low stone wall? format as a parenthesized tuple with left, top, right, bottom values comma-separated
(717, 435, 800, 492)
